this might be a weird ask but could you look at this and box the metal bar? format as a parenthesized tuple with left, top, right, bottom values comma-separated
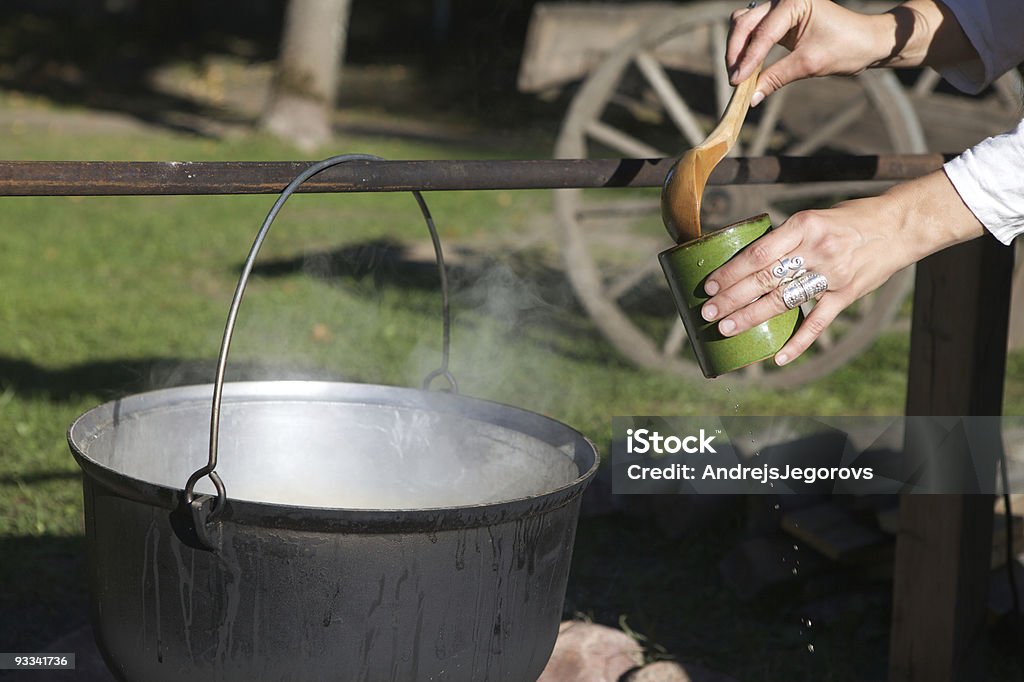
(0, 155, 954, 196)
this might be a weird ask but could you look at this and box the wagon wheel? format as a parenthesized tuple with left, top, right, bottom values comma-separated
(553, 0, 925, 388)
(908, 67, 1023, 129)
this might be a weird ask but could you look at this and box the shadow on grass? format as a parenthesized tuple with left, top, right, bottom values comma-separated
(254, 238, 454, 291)
(0, 535, 90, 655)
(0, 1, 569, 142)
(251, 237, 587, 301)
(0, 5, 276, 137)
(0, 471, 80, 486)
(251, 238, 661, 368)
(0, 357, 344, 404)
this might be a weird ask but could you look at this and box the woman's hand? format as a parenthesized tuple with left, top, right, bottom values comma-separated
(728, 0, 887, 104)
(700, 171, 985, 365)
(728, 0, 978, 106)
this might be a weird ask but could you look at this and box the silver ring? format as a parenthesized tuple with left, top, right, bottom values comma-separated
(772, 255, 805, 285)
(746, 0, 757, 8)
(782, 271, 828, 309)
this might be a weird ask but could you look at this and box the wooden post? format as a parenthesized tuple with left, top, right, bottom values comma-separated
(890, 236, 1014, 682)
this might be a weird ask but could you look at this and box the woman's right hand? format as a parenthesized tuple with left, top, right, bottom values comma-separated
(730, 0, 978, 104)
(699, 170, 985, 364)
(728, 0, 894, 105)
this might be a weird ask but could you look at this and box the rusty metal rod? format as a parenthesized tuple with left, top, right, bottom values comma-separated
(0, 154, 954, 196)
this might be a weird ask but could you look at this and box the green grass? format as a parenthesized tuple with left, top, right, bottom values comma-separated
(1, 120, 1022, 679)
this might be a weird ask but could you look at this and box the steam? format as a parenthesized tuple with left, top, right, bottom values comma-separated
(405, 256, 570, 406)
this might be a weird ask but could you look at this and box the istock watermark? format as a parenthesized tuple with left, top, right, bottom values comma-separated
(625, 428, 717, 454)
(611, 416, 1016, 495)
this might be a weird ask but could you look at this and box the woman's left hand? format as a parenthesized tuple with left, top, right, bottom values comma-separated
(699, 170, 985, 366)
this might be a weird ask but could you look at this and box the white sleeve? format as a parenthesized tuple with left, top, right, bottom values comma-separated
(944, 119, 1024, 244)
(936, 0, 1024, 93)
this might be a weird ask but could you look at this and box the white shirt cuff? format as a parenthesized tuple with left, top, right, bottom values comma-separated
(944, 119, 1024, 245)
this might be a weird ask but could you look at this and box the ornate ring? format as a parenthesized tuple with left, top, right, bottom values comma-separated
(772, 255, 806, 285)
(782, 271, 828, 309)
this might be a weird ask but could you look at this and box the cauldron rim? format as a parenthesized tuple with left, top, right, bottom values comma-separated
(68, 380, 600, 534)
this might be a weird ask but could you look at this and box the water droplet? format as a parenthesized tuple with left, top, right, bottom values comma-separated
(807, 644, 815, 654)
(697, 258, 705, 267)
(725, 387, 731, 393)
(791, 567, 798, 575)
(773, 503, 780, 510)
(805, 618, 813, 628)
(793, 544, 799, 551)
(769, 482, 774, 488)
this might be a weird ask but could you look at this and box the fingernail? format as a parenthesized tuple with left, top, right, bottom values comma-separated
(729, 68, 739, 84)
(705, 280, 719, 295)
(750, 91, 765, 108)
(702, 304, 718, 321)
(775, 352, 790, 366)
(720, 319, 736, 335)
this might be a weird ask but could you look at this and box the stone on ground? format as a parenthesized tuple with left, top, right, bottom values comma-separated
(622, 660, 738, 682)
(537, 620, 645, 682)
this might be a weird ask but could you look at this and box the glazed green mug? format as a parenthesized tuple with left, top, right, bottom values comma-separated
(659, 213, 802, 378)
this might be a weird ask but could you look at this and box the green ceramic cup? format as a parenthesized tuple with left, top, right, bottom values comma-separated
(659, 213, 802, 378)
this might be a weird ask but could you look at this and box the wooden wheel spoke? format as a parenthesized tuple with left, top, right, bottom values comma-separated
(995, 70, 1024, 113)
(798, 301, 835, 351)
(911, 68, 942, 98)
(606, 260, 662, 300)
(816, 325, 835, 350)
(577, 198, 661, 220)
(748, 87, 787, 157)
(608, 93, 663, 125)
(767, 206, 790, 228)
(785, 98, 867, 156)
(760, 178, 898, 253)
(768, 180, 884, 203)
(585, 120, 667, 158)
(663, 318, 689, 356)
(856, 292, 875, 317)
(710, 20, 743, 156)
(633, 51, 707, 147)
(710, 20, 730, 118)
(738, 361, 764, 379)
(765, 180, 891, 225)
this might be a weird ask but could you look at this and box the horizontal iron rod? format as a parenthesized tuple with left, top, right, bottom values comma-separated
(0, 155, 953, 196)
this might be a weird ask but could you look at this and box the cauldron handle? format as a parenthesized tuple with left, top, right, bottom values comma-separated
(177, 154, 456, 550)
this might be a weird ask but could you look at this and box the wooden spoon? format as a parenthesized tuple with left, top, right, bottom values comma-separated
(661, 65, 762, 243)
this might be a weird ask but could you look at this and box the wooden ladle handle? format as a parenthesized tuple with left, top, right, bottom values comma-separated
(661, 65, 762, 243)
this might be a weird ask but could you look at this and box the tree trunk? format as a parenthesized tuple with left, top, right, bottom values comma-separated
(261, 0, 351, 152)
